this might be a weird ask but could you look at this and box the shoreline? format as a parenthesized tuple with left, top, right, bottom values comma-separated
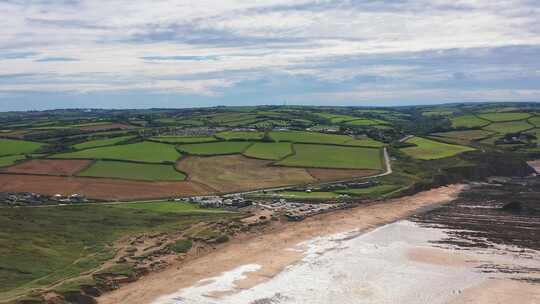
(99, 184, 466, 304)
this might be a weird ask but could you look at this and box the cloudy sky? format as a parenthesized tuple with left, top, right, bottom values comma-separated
(1, 0, 539, 110)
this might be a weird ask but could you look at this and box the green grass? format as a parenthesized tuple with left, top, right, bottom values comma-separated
(343, 138, 385, 147)
(276, 191, 341, 199)
(482, 121, 534, 134)
(269, 131, 355, 145)
(528, 116, 540, 127)
(0, 204, 232, 301)
(215, 131, 264, 141)
(243, 142, 293, 160)
(110, 201, 227, 214)
(478, 112, 531, 122)
(72, 135, 136, 150)
(150, 136, 218, 144)
(431, 130, 493, 141)
(277, 144, 382, 169)
(177, 141, 252, 155)
(450, 115, 490, 128)
(344, 119, 387, 126)
(0, 155, 26, 167)
(78, 161, 186, 181)
(51, 141, 181, 163)
(168, 239, 192, 253)
(0, 138, 44, 156)
(336, 184, 401, 196)
(400, 137, 475, 160)
(314, 113, 359, 123)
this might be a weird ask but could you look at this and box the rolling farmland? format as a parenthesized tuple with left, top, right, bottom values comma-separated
(277, 144, 383, 170)
(177, 141, 253, 155)
(51, 142, 181, 163)
(78, 161, 186, 181)
(400, 137, 475, 160)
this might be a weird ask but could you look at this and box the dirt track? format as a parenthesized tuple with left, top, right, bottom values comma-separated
(2, 159, 92, 176)
(0, 174, 214, 200)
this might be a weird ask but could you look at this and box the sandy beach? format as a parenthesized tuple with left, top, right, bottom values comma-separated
(99, 185, 468, 304)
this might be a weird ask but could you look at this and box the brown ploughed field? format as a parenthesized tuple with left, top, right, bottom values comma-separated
(2, 159, 93, 176)
(0, 174, 214, 200)
(307, 168, 379, 181)
(177, 155, 379, 193)
(177, 155, 317, 193)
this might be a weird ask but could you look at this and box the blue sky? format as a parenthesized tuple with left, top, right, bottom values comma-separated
(0, 0, 539, 111)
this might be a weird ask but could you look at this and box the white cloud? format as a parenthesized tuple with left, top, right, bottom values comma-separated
(0, 0, 539, 101)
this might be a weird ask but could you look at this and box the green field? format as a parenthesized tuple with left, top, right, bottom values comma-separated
(0, 203, 232, 301)
(177, 141, 253, 155)
(483, 121, 534, 134)
(314, 113, 359, 123)
(528, 116, 540, 127)
(51, 141, 181, 163)
(0, 138, 44, 156)
(78, 161, 186, 181)
(72, 135, 136, 150)
(431, 130, 493, 141)
(277, 144, 382, 169)
(243, 142, 293, 160)
(215, 131, 264, 141)
(400, 137, 475, 160)
(150, 136, 218, 144)
(0, 155, 26, 167)
(111, 201, 227, 213)
(336, 184, 401, 196)
(276, 191, 341, 199)
(342, 138, 384, 147)
(344, 119, 387, 126)
(478, 112, 531, 122)
(269, 131, 354, 145)
(450, 115, 490, 128)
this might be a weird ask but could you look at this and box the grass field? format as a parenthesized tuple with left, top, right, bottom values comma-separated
(215, 131, 264, 141)
(528, 116, 540, 127)
(344, 118, 387, 126)
(269, 131, 354, 145)
(482, 121, 534, 133)
(431, 130, 493, 141)
(0, 203, 231, 301)
(110, 201, 227, 213)
(450, 115, 490, 128)
(0, 138, 44, 156)
(177, 141, 252, 155)
(314, 113, 359, 123)
(72, 135, 136, 150)
(478, 112, 531, 122)
(276, 191, 341, 199)
(343, 138, 385, 147)
(243, 142, 292, 160)
(0, 155, 26, 167)
(400, 137, 475, 160)
(78, 161, 186, 181)
(277, 144, 382, 169)
(51, 141, 181, 163)
(335, 184, 401, 196)
(150, 136, 218, 144)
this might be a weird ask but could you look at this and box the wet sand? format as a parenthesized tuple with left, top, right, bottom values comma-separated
(99, 185, 465, 304)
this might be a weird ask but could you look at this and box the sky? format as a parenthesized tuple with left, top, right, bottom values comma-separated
(0, 0, 539, 111)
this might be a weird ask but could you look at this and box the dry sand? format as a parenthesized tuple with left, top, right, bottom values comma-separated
(99, 185, 466, 304)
